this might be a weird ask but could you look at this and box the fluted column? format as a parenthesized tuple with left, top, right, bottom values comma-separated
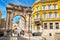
(6, 12, 10, 30)
(6, 10, 15, 30)
(23, 10, 27, 30)
(10, 10, 15, 29)
(9, 11, 15, 29)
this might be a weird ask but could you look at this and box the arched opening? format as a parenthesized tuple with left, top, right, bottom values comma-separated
(12, 15, 26, 29)
(12, 15, 26, 36)
(13, 16, 21, 22)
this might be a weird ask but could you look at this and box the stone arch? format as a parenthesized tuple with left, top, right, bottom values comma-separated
(13, 15, 27, 30)
(6, 3, 32, 31)
(13, 15, 26, 22)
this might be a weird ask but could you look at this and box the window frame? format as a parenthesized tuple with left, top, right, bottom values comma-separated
(36, 14, 40, 19)
(44, 23, 47, 29)
(43, 13, 46, 18)
(55, 23, 59, 29)
(54, 12, 58, 18)
(36, 6, 39, 11)
(49, 12, 52, 18)
(50, 23, 53, 29)
(53, 4, 58, 9)
(48, 4, 51, 10)
(42, 5, 46, 10)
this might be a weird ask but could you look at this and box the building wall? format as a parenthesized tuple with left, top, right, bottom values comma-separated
(1, 19, 6, 28)
(32, 1, 60, 20)
(32, 0, 60, 37)
(19, 17, 25, 30)
(42, 21, 60, 36)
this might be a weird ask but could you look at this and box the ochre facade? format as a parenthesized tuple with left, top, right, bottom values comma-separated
(31, 0, 60, 39)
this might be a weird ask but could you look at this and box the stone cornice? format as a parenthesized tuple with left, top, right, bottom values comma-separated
(6, 3, 32, 13)
(32, 9, 60, 14)
(32, 0, 58, 8)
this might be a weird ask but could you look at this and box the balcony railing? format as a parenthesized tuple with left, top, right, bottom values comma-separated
(34, 18, 41, 25)
(34, 18, 40, 21)
(36, 9, 40, 12)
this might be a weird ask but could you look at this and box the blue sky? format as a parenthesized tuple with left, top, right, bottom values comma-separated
(0, 0, 35, 22)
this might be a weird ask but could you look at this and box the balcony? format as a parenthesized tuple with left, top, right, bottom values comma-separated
(36, 9, 40, 12)
(34, 18, 40, 21)
(34, 18, 41, 25)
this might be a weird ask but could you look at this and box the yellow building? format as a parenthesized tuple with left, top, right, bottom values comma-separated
(32, 0, 60, 38)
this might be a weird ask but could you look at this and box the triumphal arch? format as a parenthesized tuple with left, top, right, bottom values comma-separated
(6, 3, 32, 32)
